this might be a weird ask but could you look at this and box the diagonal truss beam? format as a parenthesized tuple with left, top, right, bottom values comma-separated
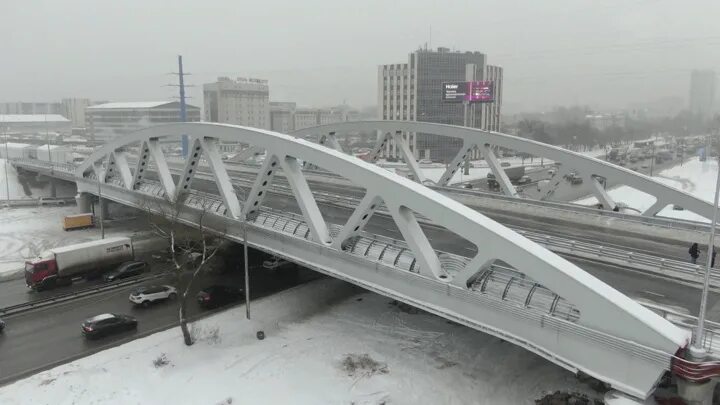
(319, 132, 343, 152)
(332, 193, 382, 250)
(392, 131, 426, 183)
(146, 138, 176, 199)
(174, 138, 203, 202)
(279, 156, 331, 244)
(366, 131, 391, 163)
(387, 203, 444, 279)
(112, 150, 133, 190)
(450, 252, 495, 288)
(200, 137, 242, 219)
(588, 176, 616, 210)
(483, 144, 518, 197)
(437, 142, 476, 186)
(132, 141, 150, 190)
(242, 155, 279, 218)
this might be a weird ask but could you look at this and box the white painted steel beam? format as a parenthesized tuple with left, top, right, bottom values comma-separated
(112, 151, 133, 190)
(174, 138, 203, 201)
(131, 141, 150, 190)
(438, 143, 475, 186)
(242, 155, 279, 218)
(146, 138, 176, 199)
(293, 121, 715, 220)
(332, 193, 382, 250)
(392, 131, 426, 184)
(279, 156, 331, 244)
(200, 137, 242, 219)
(483, 144, 518, 198)
(589, 176, 616, 210)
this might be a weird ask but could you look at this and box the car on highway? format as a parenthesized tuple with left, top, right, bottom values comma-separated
(81, 313, 137, 339)
(197, 285, 244, 309)
(262, 256, 292, 270)
(129, 285, 178, 307)
(515, 175, 532, 185)
(103, 261, 149, 282)
(547, 168, 556, 176)
(500, 162, 511, 167)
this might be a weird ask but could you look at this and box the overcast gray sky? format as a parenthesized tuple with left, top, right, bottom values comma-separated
(3, 0, 720, 113)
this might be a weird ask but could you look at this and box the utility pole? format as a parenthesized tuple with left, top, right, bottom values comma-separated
(168, 55, 192, 158)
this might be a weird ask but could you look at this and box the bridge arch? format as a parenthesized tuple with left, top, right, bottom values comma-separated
(78, 123, 688, 398)
(293, 121, 713, 220)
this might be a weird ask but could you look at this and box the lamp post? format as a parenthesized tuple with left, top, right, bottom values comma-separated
(694, 153, 720, 352)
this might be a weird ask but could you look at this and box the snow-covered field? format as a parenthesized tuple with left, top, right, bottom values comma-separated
(0, 279, 596, 405)
(0, 206, 154, 280)
(575, 157, 713, 222)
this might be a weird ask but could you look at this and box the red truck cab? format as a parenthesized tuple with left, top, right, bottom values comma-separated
(25, 253, 58, 290)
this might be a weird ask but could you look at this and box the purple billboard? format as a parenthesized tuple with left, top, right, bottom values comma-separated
(442, 81, 495, 103)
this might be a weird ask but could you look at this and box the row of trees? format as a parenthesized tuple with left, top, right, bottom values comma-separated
(513, 110, 720, 148)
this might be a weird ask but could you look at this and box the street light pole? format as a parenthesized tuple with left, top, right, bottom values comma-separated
(3, 129, 10, 204)
(694, 155, 720, 351)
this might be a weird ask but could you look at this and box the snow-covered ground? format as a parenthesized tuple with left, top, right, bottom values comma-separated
(0, 206, 153, 280)
(0, 159, 26, 200)
(0, 279, 597, 405)
(575, 157, 713, 223)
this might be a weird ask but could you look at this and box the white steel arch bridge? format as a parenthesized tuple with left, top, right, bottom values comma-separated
(68, 122, 697, 399)
(293, 121, 714, 221)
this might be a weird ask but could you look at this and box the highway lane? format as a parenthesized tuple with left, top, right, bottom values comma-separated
(0, 254, 320, 383)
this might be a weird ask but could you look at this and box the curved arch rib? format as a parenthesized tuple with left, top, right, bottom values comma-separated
(293, 121, 713, 220)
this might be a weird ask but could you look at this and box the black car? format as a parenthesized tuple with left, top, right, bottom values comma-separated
(81, 313, 137, 339)
(104, 261, 149, 282)
(197, 285, 243, 309)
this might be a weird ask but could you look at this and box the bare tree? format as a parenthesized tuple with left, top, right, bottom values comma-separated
(138, 194, 226, 346)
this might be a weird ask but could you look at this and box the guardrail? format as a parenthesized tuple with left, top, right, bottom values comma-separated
(0, 272, 169, 317)
(642, 301, 720, 356)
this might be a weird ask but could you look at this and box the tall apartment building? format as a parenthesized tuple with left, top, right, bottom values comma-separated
(270, 102, 296, 133)
(203, 77, 270, 129)
(378, 47, 503, 162)
(86, 101, 200, 144)
(61, 98, 92, 128)
(689, 70, 716, 118)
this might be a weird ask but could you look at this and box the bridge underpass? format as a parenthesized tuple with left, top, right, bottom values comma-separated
(25, 122, 714, 401)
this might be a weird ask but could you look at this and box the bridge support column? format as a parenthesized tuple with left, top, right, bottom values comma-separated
(677, 378, 715, 405)
(75, 192, 92, 213)
(49, 178, 57, 198)
(677, 348, 717, 405)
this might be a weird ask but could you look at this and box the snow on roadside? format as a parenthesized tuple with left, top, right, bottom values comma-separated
(0, 158, 26, 200)
(0, 279, 597, 405)
(0, 206, 152, 279)
(575, 157, 713, 223)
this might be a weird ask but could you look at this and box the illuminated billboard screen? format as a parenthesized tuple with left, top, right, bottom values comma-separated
(468, 81, 494, 103)
(442, 81, 494, 103)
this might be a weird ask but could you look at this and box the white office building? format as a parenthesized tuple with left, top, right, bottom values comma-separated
(0, 114, 71, 136)
(204, 77, 270, 130)
(86, 101, 200, 144)
(270, 102, 296, 133)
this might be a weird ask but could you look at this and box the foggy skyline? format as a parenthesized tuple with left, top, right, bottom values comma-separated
(3, 0, 720, 113)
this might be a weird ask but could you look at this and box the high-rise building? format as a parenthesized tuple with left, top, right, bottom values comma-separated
(61, 98, 92, 128)
(689, 70, 716, 118)
(203, 77, 270, 129)
(270, 102, 296, 133)
(86, 101, 200, 144)
(378, 47, 503, 162)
